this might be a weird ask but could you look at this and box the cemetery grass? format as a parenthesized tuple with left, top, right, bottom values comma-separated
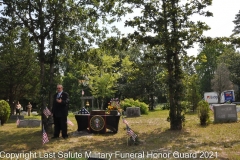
(0, 110, 240, 160)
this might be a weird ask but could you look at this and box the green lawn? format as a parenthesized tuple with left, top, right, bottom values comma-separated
(0, 109, 240, 160)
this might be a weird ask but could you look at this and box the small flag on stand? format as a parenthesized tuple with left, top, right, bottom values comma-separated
(126, 125, 137, 141)
(67, 119, 74, 126)
(43, 107, 52, 117)
(122, 117, 129, 125)
(122, 117, 137, 141)
(42, 126, 49, 144)
(16, 117, 20, 126)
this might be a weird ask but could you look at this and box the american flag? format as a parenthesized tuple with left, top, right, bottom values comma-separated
(43, 107, 52, 117)
(122, 117, 129, 125)
(78, 107, 89, 114)
(42, 126, 49, 144)
(126, 125, 137, 141)
(16, 117, 20, 126)
(67, 119, 74, 126)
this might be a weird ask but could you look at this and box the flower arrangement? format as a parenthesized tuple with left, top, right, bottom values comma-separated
(107, 98, 121, 113)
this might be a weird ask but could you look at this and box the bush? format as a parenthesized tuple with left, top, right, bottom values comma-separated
(0, 100, 11, 125)
(120, 98, 148, 115)
(162, 103, 170, 110)
(181, 101, 191, 112)
(197, 100, 210, 125)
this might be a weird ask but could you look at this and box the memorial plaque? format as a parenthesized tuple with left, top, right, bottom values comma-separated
(126, 107, 141, 117)
(17, 119, 41, 128)
(213, 104, 237, 123)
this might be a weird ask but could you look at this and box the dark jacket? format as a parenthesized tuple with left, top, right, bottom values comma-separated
(52, 92, 69, 117)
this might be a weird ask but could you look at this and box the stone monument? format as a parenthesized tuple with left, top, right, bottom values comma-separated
(126, 107, 141, 117)
(213, 104, 237, 123)
(17, 119, 41, 128)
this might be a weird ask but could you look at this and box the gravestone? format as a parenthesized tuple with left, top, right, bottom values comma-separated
(10, 115, 24, 120)
(213, 104, 237, 123)
(17, 119, 41, 128)
(31, 111, 38, 116)
(126, 107, 141, 117)
(21, 111, 28, 116)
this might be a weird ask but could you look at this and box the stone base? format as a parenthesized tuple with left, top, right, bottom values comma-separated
(126, 107, 141, 117)
(18, 119, 41, 128)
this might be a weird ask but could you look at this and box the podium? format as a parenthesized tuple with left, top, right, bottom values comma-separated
(75, 110, 120, 133)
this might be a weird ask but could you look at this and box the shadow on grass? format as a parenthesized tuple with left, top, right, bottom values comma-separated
(0, 127, 41, 152)
(57, 125, 240, 160)
(61, 128, 192, 153)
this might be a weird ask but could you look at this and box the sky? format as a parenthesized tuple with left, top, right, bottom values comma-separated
(115, 0, 240, 57)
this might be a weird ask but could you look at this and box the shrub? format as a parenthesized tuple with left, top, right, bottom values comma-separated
(0, 100, 11, 125)
(120, 98, 148, 115)
(197, 100, 210, 125)
(181, 101, 191, 112)
(162, 103, 170, 110)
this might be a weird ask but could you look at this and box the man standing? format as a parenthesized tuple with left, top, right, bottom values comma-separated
(52, 84, 69, 139)
(15, 101, 21, 115)
(27, 102, 32, 116)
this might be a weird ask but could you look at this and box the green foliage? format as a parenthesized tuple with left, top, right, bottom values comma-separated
(124, 0, 213, 130)
(197, 100, 210, 126)
(120, 98, 148, 115)
(232, 10, 240, 37)
(0, 100, 11, 125)
(196, 42, 229, 93)
(0, 28, 40, 112)
(161, 103, 170, 110)
(181, 101, 191, 112)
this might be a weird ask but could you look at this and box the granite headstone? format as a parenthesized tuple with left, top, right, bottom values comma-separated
(17, 119, 41, 128)
(126, 107, 141, 117)
(213, 104, 237, 123)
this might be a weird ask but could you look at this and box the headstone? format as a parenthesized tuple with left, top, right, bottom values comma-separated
(17, 119, 41, 128)
(31, 111, 38, 116)
(21, 111, 28, 116)
(213, 104, 237, 123)
(126, 107, 141, 117)
(10, 115, 24, 120)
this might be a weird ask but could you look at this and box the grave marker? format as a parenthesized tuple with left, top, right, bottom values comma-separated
(17, 119, 41, 128)
(126, 107, 141, 117)
(213, 104, 237, 123)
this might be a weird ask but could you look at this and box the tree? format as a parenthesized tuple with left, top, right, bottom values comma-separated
(232, 10, 240, 48)
(1, 0, 128, 131)
(87, 49, 121, 109)
(182, 55, 201, 112)
(124, 0, 213, 130)
(196, 42, 229, 94)
(0, 28, 40, 114)
(211, 63, 234, 103)
(219, 50, 240, 101)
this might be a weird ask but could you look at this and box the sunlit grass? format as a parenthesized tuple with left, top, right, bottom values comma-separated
(0, 109, 240, 160)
